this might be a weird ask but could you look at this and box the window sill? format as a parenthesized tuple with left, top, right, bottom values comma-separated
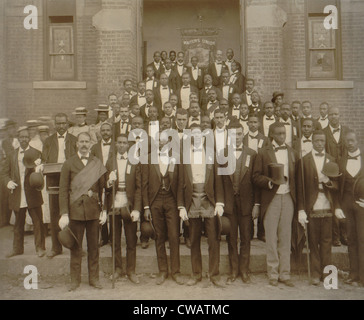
(296, 80, 354, 89)
(33, 81, 87, 89)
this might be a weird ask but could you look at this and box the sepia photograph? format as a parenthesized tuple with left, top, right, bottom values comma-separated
(0, 0, 363, 305)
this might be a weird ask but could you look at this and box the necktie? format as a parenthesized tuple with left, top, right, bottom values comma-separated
(348, 154, 360, 160)
(303, 139, 311, 143)
(333, 128, 340, 134)
(275, 146, 287, 152)
(120, 155, 127, 160)
(81, 156, 89, 160)
(58, 135, 64, 139)
(103, 142, 111, 146)
(315, 153, 324, 157)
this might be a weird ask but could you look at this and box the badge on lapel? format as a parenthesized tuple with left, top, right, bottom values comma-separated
(258, 140, 264, 149)
(245, 155, 251, 168)
(126, 164, 131, 174)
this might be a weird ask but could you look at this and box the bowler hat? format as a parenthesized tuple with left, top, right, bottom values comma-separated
(268, 163, 287, 185)
(141, 220, 155, 240)
(58, 226, 79, 250)
(217, 215, 231, 237)
(353, 176, 364, 201)
(271, 91, 284, 103)
(94, 104, 109, 112)
(29, 172, 44, 191)
(72, 107, 88, 115)
(23, 148, 41, 168)
(322, 162, 342, 178)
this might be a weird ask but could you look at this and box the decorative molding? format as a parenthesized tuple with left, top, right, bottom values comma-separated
(33, 81, 87, 89)
(296, 80, 354, 89)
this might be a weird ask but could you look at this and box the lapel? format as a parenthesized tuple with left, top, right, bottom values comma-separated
(239, 150, 249, 183)
(205, 163, 212, 187)
(267, 146, 277, 164)
(185, 163, 193, 186)
(13, 148, 20, 182)
(52, 134, 59, 158)
(307, 152, 317, 181)
(287, 146, 295, 180)
(153, 163, 161, 182)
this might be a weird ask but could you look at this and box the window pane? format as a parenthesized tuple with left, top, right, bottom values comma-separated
(309, 49, 336, 78)
(309, 17, 336, 49)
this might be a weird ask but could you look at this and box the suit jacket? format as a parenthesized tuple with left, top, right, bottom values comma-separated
(199, 86, 222, 111)
(204, 101, 220, 120)
(130, 93, 146, 107)
(177, 85, 199, 109)
(41, 132, 77, 188)
(147, 62, 163, 80)
(153, 85, 174, 109)
(161, 69, 178, 92)
(252, 144, 298, 220)
(241, 91, 253, 106)
(140, 102, 162, 122)
(59, 153, 105, 220)
(243, 132, 270, 152)
(187, 66, 204, 90)
(144, 77, 159, 91)
(173, 64, 188, 90)
(249, 103, 264, 118)
(90, 140, 114, 166)
(113, 118, 132, 137)
(323, 125, 349, 162)
(142, 157, 180, 207)
(178, 156, 224, 212)
(225, 59, 242, 74)
(297, 152, 339, 213)
(229, 71, 245, 94)
(2, 147, 43, 211)
(1, 138, 16, 158)
(221, 146, 258, 216)
(105, 155, 142, 213)
(208, 62, 228, 86)
(218, 83, 238, 105)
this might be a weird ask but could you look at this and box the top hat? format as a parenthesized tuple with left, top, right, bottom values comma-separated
(58, 226, 79, 250)
(94, 104, 109, 112)
(322, 162, 342, 178)
(72, 107, 88, 115)
(268, 163, 287, 185)
(271, 91, 284, 103)
(29, 172, 44, 191)
(23, 148, 41, 168)
(217, 215, 231, 238)
(141, 220, 155, 240)
(353, 176, 364, 201)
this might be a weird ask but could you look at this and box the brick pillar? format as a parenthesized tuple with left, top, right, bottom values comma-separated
(245, 0, 287, 103)
(92, 0, 140, 102)
(0, 0, 6, 117)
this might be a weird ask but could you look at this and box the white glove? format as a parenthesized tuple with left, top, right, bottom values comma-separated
(335, 208, 346, 220)
(7, 181, 18, 190)
(35, 164, 44, 173)
(99, 210, 107, 225)
(130, 210, 140, 222)
(179, 207, 188, 221)
(319, 175, 330, 184)
(108, 170, 117, 186)
(59, 214, 69, 230)
(214, 204, 224, 217)
(355, 199, 364, 208)
(34, 158, 42, 166)
(298, 210, 309, 228)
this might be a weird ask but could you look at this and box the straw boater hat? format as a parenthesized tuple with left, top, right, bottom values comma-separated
(38, 125, 49, 133)
(17, 126, 28, 133)
(72, 107, 88, 115)
(94, 104, 109, 112)
(26, 120, 39, 128)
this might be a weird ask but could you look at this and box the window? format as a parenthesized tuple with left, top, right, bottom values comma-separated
(45, 0, 76, 80)
(306, 0, 342, 80)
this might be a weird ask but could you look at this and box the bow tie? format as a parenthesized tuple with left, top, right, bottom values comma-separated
(240, 118, 248, 122)
(282, 122, 290, 126)
(119, 155, 127, 160)
(275, 146, 287, 152)
(315, 153, 324, 157)
(191, 117, 199, 121)
(192, 148, 202, 152)
(332, 128, 340, 134)
(58, 135, 64, 139)
(320, 117, 327, 121)
(348, 154, 360, 160)
(146, 105, 152, 108)
(182, 86, 190, 89)
(147, 78, 153, 81)
(162, 87, 168, 90)
(216, 62, 222, 65)
(235, 148, 243, 151)
(249, 135, 258, 140)
(139, 95, 145, 98)
(177, 63, 184, 67)
(20, 150, 25, 154)
(177, 129, 184, 133)
(103, 142, 111, 146)
(266, 117, 274, 121)
(303, 139, 311, 143)
(233, 106, 240, 110)
(81, 156, 89, 160)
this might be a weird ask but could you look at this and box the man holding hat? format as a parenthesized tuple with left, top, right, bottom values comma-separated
(2, 127, 45, 258)
(26, 120, 43, 152)
(253, 121, 298, 287)
(58, 132, 107, 291)
(297, 130, 341, 285)
(105, 134, 142, 284)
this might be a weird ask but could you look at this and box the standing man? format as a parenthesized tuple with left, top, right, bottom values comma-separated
(145, 66, 159, 91)
(317, 102, 329, 129)
(241, 79, 255, 107)
(253, 122, 298, 287)
(142, 132, 184, 285)
(279, 103, 298, 147)
(187, 56, 204, 90)
(301, 101, 321, 130)
(174, 51, 188, 90)
(260, 101, 277, 137)
(123, 79, 137, 100)
(219, 71, 238, 106)
(297, 130, 340, 285)
(292, 118, 314, 158)
(291, 101, 301, 123)
(3, 127, 45, 258)
(228, 61, 245, 94)
(161, 58, 178, 92)
(178, 125, 225, 287)
(154, 73, 174, 109)
(140, 90, 159, 123)
(199, 74, 222, 111)
(114, 104, 132, 137)
(225, 48, 241, 74)
(147, 51, 163, 80)
(130, 81, 147, 108)
(58, 132, 107, 291)
(339, 130, 364, 286)
(177, 73, 199, 110)
(42, 113, 77, 258)
(106, 134, 142, 284)
(208, 49, 228, 86)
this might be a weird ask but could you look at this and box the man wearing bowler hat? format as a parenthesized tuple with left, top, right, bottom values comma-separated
(253, 121, 298, 287)
(338, 130, 364, 287)
(105, 134, 142, 284)
(297, 130, 342, 285)
(58, 132, 107, 291)
(220, 121, 259, 284)
(2, 127, 45, 258)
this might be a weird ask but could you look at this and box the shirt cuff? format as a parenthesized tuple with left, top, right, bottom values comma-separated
(254, 203, 260, 206)
(144, 206, 150, 210)
(178, 206, 185, 210)
(216, 202, 224, 207)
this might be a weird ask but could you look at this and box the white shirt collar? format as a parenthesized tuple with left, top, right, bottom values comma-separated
(330, 124, 341, 132)
(249, 131, 259, 137)
(348, 149, 361, 158)
(78, 151, 90, 159)
(57, 132, 67, 138)
(117, 152, 128, 160)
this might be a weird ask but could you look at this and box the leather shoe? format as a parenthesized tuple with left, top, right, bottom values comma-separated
(128, 273, 140, 284)
(90, 281, 103, 289)
(68, 282, 80, 292)
(37, 249, 46, 258)
(278, 279, 295, 287)
(156, 273, 167, 285)
(226, 276, 236, 285)
(172, 274, 184, 285)
(187, 277, 201, 286)
(241, 273, 251, 284)
(269, 279, 278, 286)
(109, 272, 122, 281)
(6, 251, 23, 258)
(311, 278, 320, 286)
(141, 241, 149, 249)
(211, 277, 226, 288)
(47, 250, 62, 259)
(185, 238, 191, 248)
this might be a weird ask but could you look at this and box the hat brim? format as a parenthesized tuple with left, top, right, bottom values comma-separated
(268, 177, 287, 185)
(58, 226, 79, 250)
(322, 172, 342, 178)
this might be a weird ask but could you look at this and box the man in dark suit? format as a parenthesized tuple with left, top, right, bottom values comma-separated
(169, 50, 177, 67)
(187, 56, 204, 90)
(130, 81, 147, 108)
(225, 48, 242, 74)
(292, 118, 314, 158)
(204, 89, 220, 119)
(297, 130, 340, 285)
(147, 51, 163, 80)
(173, 51, 188, 90)
(317, 102, 329, 129)
(228, 61, 245, 94)
(42, 113, 77, 258)
(323, 106, 348, 246)
(140, 90, 160, 123)
(208, 49, 228, 87)
(241, 78, 255, 107)
(178, 124, 225, 287)
(220, 121, 258, 284)
(105, 134, 142, 284)
(199, 74, 222, 111)
(253, 122, 298, 287)
(260, 101, 278, 137)
(338, 130, 364, 287)
(142, 132, 184, 285)
(249, 91, 264, 118)
(3, 127, 45, 258)
(177, 73, 199, 109)
(291, 101, 301, 123)
(145, 65, 159, 91)
(279, 103, 298, 148)
(90, 122, 114, 246)
(154, 73, 174, 109)
(301, 101, 321, 131)
(219, 71, 238, 106)
(161, 58, 178, 92)
(58, 132, 107, 291)
(114, 104, 132, 137)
